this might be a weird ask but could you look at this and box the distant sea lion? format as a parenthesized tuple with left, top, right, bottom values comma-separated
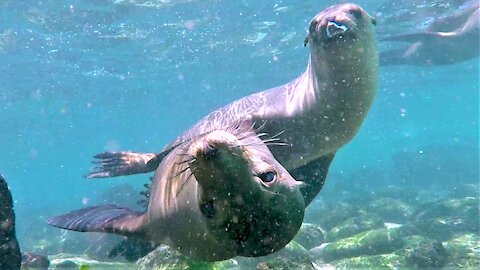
(49, 127, 306, 261)
(380, 2, 479, 66)
(86, 3, 378, 206)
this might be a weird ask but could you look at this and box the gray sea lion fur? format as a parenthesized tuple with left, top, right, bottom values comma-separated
(86, 3, 378, 207)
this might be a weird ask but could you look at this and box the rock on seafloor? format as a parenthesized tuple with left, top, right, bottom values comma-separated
(0, 174, 21, 270)
(135, 245, 239, 270)
(311, 228, 404, 262)
(443, 234, 480, 269)
(326, 214, 384, 242)
(293, 223, 325, 250)
(48, 253, 134, 269)
(21, 252, 50, 270)
(366, 198, 413, 223)
(135, 240, 315, 270)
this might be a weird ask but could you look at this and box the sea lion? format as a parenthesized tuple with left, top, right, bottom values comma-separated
(48, 127, 306, 261)
(86, 3, 378, 206)
(380, 2, 479, 66)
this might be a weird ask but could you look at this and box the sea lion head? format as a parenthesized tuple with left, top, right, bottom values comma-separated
(305, 3, 377, 68)
(188, 130, 305, 258)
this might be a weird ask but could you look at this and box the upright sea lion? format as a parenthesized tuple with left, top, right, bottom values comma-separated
(86, 3, 378, 206)
(380, 2, 479, 66)
(49, 126, 306, 261)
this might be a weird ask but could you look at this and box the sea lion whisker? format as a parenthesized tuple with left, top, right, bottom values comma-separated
(269, 130, 286, 139)
(265, 142, 289, 147)
(174, 158, 196, 165)
(174, 153, 193, 157)
(261, 138, 282, 143)
(169, 166, 191, 180)
(237, 143, 267, 148)
(255, 132, 269, 138)
(254, 121, 267, 133)
(175, 170, 196, 198)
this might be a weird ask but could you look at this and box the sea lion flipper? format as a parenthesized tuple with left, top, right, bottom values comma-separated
(291, 153, 335, 206)
(47, 204, 145, 236)
(85, 152, 156, 178)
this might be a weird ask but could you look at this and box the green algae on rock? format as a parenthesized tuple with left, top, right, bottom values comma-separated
(330, 253, 402, 270)
(443, 234, 480, 269)
(306, 202, 366, 230)
(235, 240, 312, 269)
(135, 245, 238, 270)
(367, 198, 413, 223)
(400, 216, 479, 242)
(326, 214, 385, 242)
(48, 253, 134, 270)
(314, 228, 404, 262)
(293, 223, 326, 250)
(412, 197, 479, 229)
(252, 241, 313, 270)
(402, 237, 447, 268)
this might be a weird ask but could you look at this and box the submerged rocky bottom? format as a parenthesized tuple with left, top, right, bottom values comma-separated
(22, 183, 479, 270)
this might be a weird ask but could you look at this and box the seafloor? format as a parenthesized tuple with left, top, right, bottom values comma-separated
(23, 181, 479, 270)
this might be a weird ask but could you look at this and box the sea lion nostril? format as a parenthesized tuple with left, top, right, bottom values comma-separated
(326, 21, 348, 38)
(200, 200, 215, 218)
(203, 144, 218, 160)
(349, 9, 362, 19)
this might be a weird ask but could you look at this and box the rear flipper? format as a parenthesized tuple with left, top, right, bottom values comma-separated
(85, 152, 156, 178)
(47, 204, 145, 236)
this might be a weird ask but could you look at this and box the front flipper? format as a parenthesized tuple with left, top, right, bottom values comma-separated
(85, 152, 156, 178)
(47, 205, 145, 236)
(291, 153, 335, 206)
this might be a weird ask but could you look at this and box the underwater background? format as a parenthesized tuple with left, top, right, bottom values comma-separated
(0, 0, 478, 269)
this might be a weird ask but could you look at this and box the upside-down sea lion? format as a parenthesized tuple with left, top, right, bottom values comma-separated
(85, 3, 378, 206)
(49, 127, 306, 261)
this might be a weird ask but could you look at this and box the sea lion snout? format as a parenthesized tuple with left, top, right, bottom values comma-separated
(307, 3, 374, 44)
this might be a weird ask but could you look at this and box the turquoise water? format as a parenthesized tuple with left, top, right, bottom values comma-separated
(1, 0, 478, 267)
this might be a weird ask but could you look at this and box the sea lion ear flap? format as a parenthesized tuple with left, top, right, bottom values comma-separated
(304, 35, 309, 47)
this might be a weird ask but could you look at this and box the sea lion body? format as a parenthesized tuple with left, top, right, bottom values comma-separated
(87, 3, 378, 205)
(380, 2, 479, 66)
(49, 129, 305, 261)
(49, 3, 379, 262)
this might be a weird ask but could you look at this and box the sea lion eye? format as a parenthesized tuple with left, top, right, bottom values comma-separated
(258, 171, 277, 185)
(371, 17, 377, 26)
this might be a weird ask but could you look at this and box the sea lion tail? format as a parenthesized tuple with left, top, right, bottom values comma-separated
(47, 204, 145, 236)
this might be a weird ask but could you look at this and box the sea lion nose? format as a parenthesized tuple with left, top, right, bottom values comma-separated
(326, 20, 348, 38)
